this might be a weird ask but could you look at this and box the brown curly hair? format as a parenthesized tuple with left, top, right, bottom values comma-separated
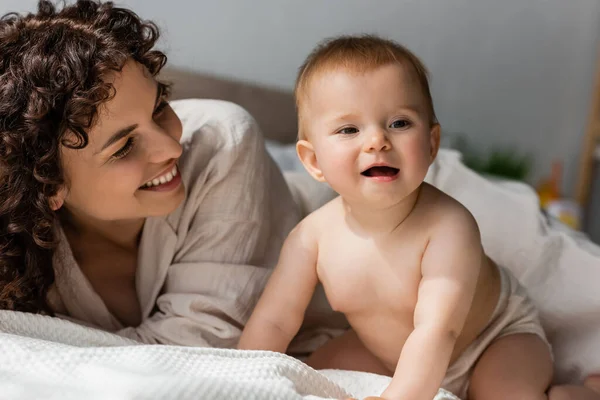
(0, 0, 168, 313)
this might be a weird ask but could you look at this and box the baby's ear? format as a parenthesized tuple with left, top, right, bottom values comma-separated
(296, 139, 326, 182)
(429, 124, 441, 163)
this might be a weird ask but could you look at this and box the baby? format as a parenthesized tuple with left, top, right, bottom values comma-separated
(238, 35, 554, 400)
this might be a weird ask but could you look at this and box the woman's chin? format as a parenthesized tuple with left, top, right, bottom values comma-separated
(142, 183, 186, 217)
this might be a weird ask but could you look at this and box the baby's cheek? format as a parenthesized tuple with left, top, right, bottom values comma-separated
(330, 154, 349, 170)
(399, 143, 430, 179)
(319, 154, 354, 188)
(318, 147, 345, 170)
(406, 139, 431, 163)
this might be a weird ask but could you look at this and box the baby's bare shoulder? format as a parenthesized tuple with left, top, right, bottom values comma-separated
(417, 185, 484, 282)
(301, 196, 344, 229)
(418, 183, 480, 239)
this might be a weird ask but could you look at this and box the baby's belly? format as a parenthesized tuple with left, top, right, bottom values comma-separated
(347, 311, 414, 372)
(348, 311, 491, 373)
(343, 260, 501, 371)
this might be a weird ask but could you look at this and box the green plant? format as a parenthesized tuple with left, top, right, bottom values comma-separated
(451, 134, 533, 181)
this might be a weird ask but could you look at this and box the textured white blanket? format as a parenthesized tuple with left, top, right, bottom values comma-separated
(0, 311, 459, 400)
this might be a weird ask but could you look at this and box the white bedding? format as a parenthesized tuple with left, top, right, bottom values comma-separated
(0, 310, 458, 400)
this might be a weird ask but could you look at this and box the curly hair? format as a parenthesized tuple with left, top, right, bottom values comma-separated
(0, 0, 168, 313)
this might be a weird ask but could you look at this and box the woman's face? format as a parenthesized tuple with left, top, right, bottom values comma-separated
(54, 60, 185, 223)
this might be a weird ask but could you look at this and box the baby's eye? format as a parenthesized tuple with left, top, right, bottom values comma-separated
(337, 127, 358, 135)
(390, 119, 411, 129)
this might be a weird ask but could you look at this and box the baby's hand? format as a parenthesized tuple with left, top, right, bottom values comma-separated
(343, 397, 386, 400)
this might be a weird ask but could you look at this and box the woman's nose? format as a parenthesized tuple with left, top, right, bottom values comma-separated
(146, 125, 183, 163)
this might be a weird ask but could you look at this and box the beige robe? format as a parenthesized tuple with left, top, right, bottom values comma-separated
(50, 99, 323, 348)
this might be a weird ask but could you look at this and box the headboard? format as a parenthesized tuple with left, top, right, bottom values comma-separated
(160, 67, 297, 144)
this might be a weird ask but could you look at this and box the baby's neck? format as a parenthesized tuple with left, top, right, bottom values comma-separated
(342, 186, 421, 236)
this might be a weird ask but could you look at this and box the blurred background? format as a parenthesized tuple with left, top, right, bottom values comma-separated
(3, 0, 600, 241)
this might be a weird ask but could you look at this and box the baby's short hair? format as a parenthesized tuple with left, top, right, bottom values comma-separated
(294, 34, 437, 140)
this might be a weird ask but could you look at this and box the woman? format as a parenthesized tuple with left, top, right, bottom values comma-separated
(0, 0, 315, 347)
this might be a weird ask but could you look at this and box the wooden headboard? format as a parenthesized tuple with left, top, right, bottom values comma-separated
(160, 67, 298, 144)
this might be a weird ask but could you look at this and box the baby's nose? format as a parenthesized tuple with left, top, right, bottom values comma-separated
(364, 129, 391, 152)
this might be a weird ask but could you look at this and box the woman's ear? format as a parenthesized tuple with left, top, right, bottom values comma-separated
(49, 186, 67, 211)
(296, 139, 326, 182)
(429, 124, 441, 163)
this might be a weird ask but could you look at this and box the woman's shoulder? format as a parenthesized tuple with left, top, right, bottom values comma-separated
(171, 98, 253, 120)
(170, 99, 260, 146)
(166, 99, 273, 225)
(172, 99, 266, 181)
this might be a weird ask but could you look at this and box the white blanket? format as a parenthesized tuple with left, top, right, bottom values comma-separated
(0, 311, 458, 400)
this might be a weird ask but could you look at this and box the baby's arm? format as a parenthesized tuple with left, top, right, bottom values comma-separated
(238, 220, 319, 352)
(381, 209, 482, 400)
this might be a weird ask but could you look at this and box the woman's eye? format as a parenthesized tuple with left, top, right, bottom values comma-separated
(111, 137, 135, 160)
(390, 119, 411, 129)
(153, 100, 169, 118)
(337, 127, 358, 135)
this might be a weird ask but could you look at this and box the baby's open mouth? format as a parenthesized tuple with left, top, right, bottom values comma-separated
(361, 166, 399, 178)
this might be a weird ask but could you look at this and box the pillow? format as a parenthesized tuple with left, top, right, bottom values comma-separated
(426, 149, 600, 385)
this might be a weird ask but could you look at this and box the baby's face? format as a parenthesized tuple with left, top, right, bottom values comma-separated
(300, 63, 439, 207)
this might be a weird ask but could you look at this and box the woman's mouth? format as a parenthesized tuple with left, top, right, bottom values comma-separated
(139, 165, 181, 191)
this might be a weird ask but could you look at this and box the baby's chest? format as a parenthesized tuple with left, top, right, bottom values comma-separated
(316, 241, 423, 314)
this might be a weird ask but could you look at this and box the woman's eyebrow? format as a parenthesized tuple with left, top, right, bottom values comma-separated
(99, 124, 137, 153)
